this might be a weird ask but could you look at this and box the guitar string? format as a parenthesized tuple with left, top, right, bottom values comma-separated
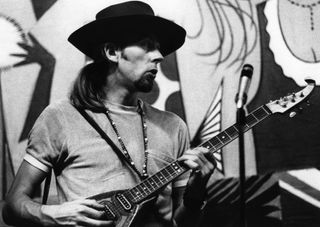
(127, 163, 184, 201)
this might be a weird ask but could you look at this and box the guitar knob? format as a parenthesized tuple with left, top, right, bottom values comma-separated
(289, 111, 297, 118)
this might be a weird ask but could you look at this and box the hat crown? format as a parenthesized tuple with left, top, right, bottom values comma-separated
(96, 1, 155, 20)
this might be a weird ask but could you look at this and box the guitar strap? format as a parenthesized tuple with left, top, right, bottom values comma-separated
(74, 105, 144, 181)
(42, 169, 51, 204)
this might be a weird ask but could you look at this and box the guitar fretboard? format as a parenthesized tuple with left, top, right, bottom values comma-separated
(124, 105, 272, 204)
(200, 105, 271, 152)
(125, 161, 187, 203)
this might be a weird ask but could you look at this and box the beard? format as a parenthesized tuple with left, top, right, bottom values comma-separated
(134, 73, 155, 92)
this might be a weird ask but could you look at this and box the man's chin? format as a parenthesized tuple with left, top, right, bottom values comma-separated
(137, 85, 153, 93)
(134, 80, 154, 92)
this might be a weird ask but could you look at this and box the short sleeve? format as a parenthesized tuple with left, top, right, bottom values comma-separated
(24, 104, 67, 172)
(172, 119, 191, 188)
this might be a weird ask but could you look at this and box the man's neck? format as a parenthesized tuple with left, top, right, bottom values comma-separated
(104, 92, 138, 107)
(103, 69, 140, 106)
(104, 79, 138, 107)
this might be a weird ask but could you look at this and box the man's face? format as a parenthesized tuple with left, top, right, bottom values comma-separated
(117, 38, 164, 92)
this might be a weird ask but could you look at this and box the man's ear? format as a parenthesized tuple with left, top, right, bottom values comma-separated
(101, 44, 119, 63)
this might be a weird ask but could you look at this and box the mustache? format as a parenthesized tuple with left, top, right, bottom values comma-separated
(144, 69, 158, 80)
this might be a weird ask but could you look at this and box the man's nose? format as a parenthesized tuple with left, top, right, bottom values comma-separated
(149, 49, 164, 64)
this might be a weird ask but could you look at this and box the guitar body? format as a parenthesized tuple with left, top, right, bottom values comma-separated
(89, 190, 161, 227)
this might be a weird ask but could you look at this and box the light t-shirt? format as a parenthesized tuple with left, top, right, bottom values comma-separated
(24, 99, 190, 225)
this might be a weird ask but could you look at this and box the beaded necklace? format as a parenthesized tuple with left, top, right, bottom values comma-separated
(286, 0, 320, 30)
(104, 100, 149, 179)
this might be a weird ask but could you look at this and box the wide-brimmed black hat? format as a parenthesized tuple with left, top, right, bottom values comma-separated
(68, 1, 186, 61)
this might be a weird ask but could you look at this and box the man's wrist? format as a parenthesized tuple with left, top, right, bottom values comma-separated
(40, 204, 57, 226)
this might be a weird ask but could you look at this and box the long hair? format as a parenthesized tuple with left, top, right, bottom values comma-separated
(69, 61, 110, 112)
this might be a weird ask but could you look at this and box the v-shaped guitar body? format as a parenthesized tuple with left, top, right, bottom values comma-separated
(90, 190, 161, 227)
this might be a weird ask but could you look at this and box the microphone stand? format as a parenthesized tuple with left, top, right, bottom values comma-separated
(235, 63, 253, 227)
(237, 106, 247, 227)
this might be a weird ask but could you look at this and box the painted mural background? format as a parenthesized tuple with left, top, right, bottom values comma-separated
(1, 0, 320, 226)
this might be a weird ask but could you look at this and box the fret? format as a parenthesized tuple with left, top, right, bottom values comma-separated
(216, 131, 231, 144)
(135, 185, 147, 199)
(166, 163, 179, 178)
(225, 126, 238, 139)
(160, 166, 171, 182)
(129, 161, 187, 203)
(140, 182, 152, 195)
(157, 171, 166, 183)
(246, 114, 258, 126)
(123, 189, 135, 201)
(252, 106, 270, 120)
(135, 185, 145, 197)
(151, 174, 162, 186)
(148, 176, 160, 189)
(166, 165, 175, 175)
(172, 162, 184, 174)
(129, 185, 146, 203)
(143, 180, 156, 191)
(165, 170, 176, 182)
(250, 112, 259, 121)
(261, 105, 272, 115)
(201, 140, 215, 149)
(168, 163, 181, 177)
(207, 137, 223, 149)
(243, 123, 251, 131)
(168, 163, 183, 179)
(130, 186, 144, 201)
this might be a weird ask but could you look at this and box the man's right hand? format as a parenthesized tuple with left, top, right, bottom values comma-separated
(41, 199, 114, 226)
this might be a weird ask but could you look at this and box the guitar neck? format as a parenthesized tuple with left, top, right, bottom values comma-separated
(200, 104, 272, 152)
(124, 104, 272, 204)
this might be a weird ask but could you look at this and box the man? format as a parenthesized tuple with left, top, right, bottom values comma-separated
(3, 1, 216, 226)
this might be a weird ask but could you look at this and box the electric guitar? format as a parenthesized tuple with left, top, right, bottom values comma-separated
(89, 79, 316, 227)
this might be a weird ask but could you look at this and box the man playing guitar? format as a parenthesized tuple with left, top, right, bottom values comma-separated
(2, 1, 216, 226)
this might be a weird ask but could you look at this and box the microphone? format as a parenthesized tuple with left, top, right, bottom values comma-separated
(235, 64, 253, 109)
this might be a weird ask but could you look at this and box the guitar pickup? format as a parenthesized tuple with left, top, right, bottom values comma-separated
(116, 193, 132, 211)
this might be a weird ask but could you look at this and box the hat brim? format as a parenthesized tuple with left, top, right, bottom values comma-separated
(68, 15, 186, 60)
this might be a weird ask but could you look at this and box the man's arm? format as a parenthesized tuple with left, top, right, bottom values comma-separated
(173, 147, 216, 227)
(172, 173, 209, 227)
(2, 160, 113, 227)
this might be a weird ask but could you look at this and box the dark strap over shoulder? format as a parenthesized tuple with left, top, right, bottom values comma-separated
(42, 169, 52, 204)
(74, 105, 143, 180)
